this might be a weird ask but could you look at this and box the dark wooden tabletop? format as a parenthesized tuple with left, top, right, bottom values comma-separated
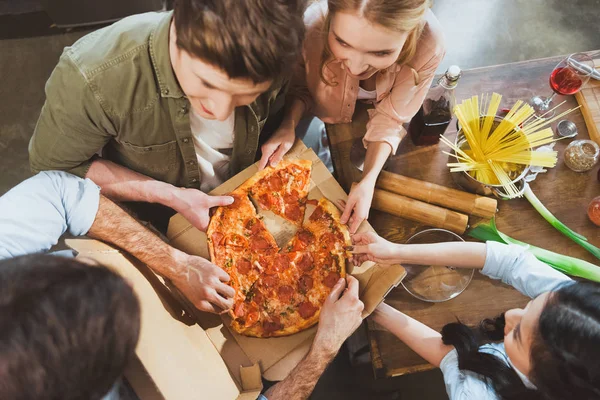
(325, 52, 600, 378)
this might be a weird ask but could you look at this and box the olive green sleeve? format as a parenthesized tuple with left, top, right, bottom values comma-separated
(29, 51, 115, 177)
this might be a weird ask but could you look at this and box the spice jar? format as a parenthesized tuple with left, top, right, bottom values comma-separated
(563, 140, 599, 172)
(589, 197, 600, 227)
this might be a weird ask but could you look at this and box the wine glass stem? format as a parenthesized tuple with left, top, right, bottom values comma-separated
(543, 92, 557, 109)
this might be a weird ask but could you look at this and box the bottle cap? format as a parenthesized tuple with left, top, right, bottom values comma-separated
(446, 65, 461, 80)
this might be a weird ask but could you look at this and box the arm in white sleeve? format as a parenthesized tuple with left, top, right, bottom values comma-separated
(482, 241, 573, 299)
(0, 171, 100, 259)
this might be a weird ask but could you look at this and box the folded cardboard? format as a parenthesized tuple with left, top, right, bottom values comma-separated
(67, 140, 406, 399)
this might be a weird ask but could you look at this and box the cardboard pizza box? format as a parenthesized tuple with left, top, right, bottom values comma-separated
(166, 141, 406, 380)
(66, 140, 406, 399)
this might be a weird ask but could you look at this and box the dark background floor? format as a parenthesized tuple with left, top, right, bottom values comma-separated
(1, 0, 600, 399)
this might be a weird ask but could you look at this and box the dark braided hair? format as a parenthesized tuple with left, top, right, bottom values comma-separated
(441, 282, 600, 400)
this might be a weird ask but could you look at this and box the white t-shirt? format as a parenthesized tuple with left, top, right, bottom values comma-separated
(189, 109, 235, 192)
(357, 86, 377, 100)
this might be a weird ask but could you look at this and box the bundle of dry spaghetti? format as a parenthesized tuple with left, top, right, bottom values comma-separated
(441, 92, 579, 197)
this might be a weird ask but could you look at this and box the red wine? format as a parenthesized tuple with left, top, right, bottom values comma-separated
(409, 104, 452, 146)
(550, 67, 583, 95)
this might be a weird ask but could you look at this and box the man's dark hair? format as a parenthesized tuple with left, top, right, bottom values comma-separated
(173, 0, 307, 83)
(0, 254, 141, 400)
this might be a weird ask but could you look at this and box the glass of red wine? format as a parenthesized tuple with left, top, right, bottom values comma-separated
(530, 53, 594, 117)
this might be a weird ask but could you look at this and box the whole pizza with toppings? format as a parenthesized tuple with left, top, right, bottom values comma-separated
(207, 159, 351, 337)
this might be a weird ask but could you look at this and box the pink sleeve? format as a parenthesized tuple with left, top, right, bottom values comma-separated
(363, 45, 446, 155)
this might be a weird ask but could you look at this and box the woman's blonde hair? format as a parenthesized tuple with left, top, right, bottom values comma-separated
(320, 0, 431, 85)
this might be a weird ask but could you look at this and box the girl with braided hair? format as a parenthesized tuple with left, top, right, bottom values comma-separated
(351, 232, 600, 400)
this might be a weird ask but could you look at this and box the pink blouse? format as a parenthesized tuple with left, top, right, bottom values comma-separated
(291, 1, 446, 154)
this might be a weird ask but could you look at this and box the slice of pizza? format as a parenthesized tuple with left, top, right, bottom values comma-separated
(242, 159, 312, 225)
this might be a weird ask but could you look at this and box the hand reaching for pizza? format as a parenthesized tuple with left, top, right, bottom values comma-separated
(339, 180, 375, 234)
(171, 187, 234, 232)
(313, 275, 364, 355)
(258, 124, 296, 170)
(171, 252, 236, 314)
(349, 231, 401, 266)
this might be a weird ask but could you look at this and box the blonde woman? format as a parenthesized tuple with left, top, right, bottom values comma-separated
(259, 0, 445, 233)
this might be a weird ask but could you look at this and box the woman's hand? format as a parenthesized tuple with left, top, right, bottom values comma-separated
(340, 180, 375, 234)
(349, 231, 401, 266)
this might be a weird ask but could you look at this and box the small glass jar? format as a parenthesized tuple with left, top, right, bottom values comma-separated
(563, 140, 600, 172)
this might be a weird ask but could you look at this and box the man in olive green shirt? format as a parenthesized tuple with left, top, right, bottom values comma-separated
(29, 0, 306, 314)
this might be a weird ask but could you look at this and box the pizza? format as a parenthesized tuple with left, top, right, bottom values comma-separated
(207, 160, 351, 338)
(239, 159, 312, 225)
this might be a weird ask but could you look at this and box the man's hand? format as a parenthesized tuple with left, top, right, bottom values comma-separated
(313, 275, 364, 356)
(339, 180, 375, 234)
(258, 124, 296, 170)
(170, 251, 235, 313)
(349, 231, 401, 266)
(171, 188, 233, 232)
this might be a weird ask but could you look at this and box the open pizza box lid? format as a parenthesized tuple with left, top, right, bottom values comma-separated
(67, 140, 405, 399)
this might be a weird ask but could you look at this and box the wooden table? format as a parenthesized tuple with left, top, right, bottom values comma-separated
(326, 52, 600, 378)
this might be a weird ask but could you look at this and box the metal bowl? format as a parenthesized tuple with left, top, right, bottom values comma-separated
(449, 116, 529, 199)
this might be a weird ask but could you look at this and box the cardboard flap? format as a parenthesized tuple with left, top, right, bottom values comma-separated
(237, 364, 263, 400)
(67, 239, 246, 399)
(166, 140, 406, 381)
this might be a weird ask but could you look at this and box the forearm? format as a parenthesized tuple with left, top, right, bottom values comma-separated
(361, 142, 392, 185)
(86, 158, 179, 206)
(264, 343, 335, 400)
(87, 195, 187, 281)
(390, 242, 488, 269)
(372, 303, 454, 367)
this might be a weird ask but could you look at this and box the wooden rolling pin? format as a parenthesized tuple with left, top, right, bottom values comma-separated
(354, 183, 469, 234)
(376, 170, 498, 218)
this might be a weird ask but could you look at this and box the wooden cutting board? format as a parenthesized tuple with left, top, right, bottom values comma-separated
(575, 57, 600, 145)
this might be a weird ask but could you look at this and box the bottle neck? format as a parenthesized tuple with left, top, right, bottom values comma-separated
(438, 75, 458, 90)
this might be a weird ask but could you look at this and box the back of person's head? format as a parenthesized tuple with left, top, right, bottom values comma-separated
(0, 255, 141, 400)
(324, 0, 431, 65)
(441, 282, 600, 400)
(173, 0, 307, 84)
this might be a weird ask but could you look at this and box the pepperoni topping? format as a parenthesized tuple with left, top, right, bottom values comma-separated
(323, 272, 341, 288)
(225, 234, 247, 248)
(299, 275, 313, 292)
(277, 285, 294, 302)
(321, 232, 340, 251)
(297, 229, 315, 245)
(268, 175, 284, 191)
(272, 254, 290, 272)
(251, 236, 272, 251)
(284, 191, 300, 205)
(263, 316, 283, 334)
(309, 206, 325, 221)
(229, 194, 245, 209)
(297, 253, 314, 271)
(285, 204, 302, 222)
(298, 301, 318, 319)
(306, 199, 319, 206)
(234, 302, 247, 318)
(262, 275, 278, 288)
(245, 218, 263, 235)
(245, 308, 260, 327)
(252, 289, 264, 305)
(237, 258, 252, 274)
(211, 232, 224, 245)
(259, 192, 278, 208)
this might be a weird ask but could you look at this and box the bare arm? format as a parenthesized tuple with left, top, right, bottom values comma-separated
(350, 231, 487, 269)
(371, 302, 454, 367)
(87, 195, 235, 313)
(340, 141, 392, 234)
(87, 159, 233, 232)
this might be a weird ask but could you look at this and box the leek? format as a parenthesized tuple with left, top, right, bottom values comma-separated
(469, 219, 600, 282)
(524, 184, 600, 261)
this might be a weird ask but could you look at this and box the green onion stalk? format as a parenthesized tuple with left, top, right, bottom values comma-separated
(523, 184, 600, 261)
(469, 219, 600, 282)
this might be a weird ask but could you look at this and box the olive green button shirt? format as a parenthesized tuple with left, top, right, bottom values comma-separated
(29, 11, 286, 189)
